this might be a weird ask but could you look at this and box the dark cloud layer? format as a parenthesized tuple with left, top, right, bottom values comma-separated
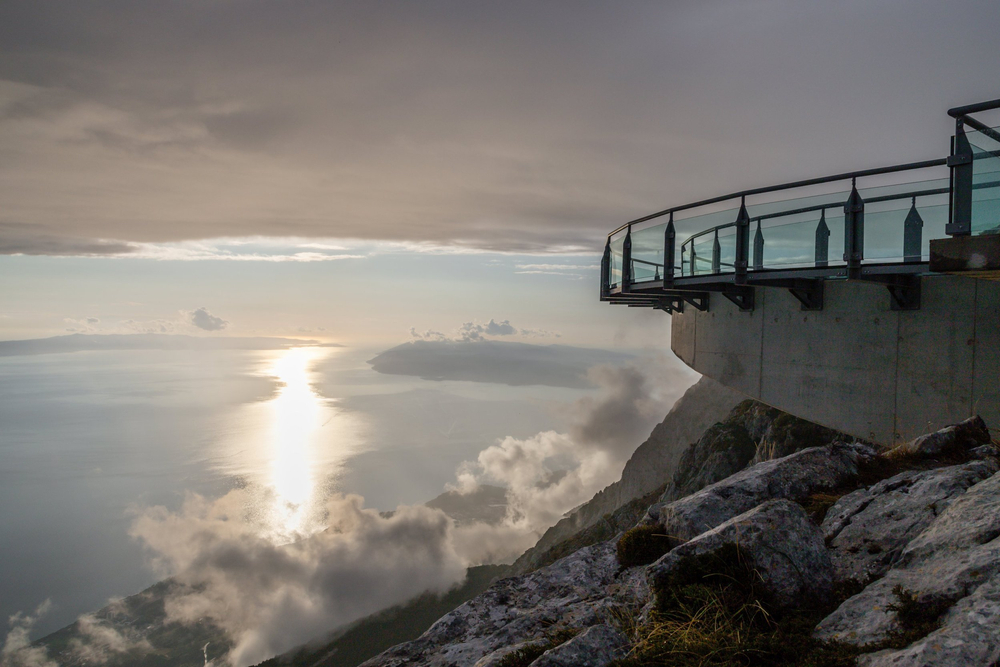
(1, 1, 997, 254)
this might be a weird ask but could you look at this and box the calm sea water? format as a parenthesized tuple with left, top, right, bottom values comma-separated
(0, 346, 579, 637)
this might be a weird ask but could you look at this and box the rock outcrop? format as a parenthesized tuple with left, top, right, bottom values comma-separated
(360, 414, 999, 667)
(647, 441, 876, 540)
(814, 464, 1000, 649)
(359, 542, 642, 667)
(649, 499, 833, 609)
(512, 392, 846, 575)
(822, 460, 998, 582)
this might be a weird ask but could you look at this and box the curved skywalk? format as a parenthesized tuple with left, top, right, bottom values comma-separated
(601, 99, 1000, 313)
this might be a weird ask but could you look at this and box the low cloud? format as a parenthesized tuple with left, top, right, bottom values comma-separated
(1, 601, 149, 667)
(128, 490, 467, 667)
(408, 319, 556, 343)
(189, 308, 228, 332)
(451, 358, 695, 546)
(409, 327, 447, 341)
(458, 319, 516, 341)
(63, 317, 101, 333)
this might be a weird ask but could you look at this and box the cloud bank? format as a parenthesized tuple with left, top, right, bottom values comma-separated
(2, 2, 994, 255)
(1, 601, 149, 667)
(452, 359, 696, 541)
(127, 491, 467, 667)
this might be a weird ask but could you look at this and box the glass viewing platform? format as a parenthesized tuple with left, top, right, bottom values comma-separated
(601, 99, 1000, 313)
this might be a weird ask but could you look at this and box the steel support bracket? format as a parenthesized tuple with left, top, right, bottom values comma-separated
(681, 293, 710, 312)
(787, 280, 824, 311)
(653, 295, 685, 314)
(858, 275, 921, 311)
(721, 285, 755, 312)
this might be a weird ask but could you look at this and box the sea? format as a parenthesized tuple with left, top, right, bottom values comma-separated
(0, 345, 583, 637)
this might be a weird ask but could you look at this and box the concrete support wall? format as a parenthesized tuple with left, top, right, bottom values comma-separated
(670, 275, 1000, 445)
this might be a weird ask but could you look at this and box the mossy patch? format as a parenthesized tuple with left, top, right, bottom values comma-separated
(885, 585, 954, 646)
(616, 525, 678, 569)
(495, 629, 579, 667)
(615, 545, 936, 667)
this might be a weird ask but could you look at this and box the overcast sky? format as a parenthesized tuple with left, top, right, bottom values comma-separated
(1, 0, 998, 342)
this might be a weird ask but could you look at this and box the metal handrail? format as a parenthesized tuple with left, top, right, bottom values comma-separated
(607, 157, 947, 238)
(672, 181, 949, 278)
(947, 98, 1000, 118)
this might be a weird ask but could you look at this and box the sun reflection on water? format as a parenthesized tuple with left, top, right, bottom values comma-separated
(216, 345, 362, 539)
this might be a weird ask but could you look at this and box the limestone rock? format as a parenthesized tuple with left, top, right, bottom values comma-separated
(360, 541, 641, 667)
(663, 420, 757, 501)
(649, 499, 833, 609)
(814, 470, 1000, 647)
(528, 625, 628, 667)
(857, 573, 1000, 667)
(822, 460, 998, 582)
(660, 399, 849, 503)
(887, 416, 991, 460)
(647, 441, 876, 541)
(751, 411, 851, 464)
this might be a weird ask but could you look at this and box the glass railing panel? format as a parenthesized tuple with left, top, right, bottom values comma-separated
(754, 207, 844, 270)
(609, 232, 624, 288)
(746, 190, 848, 221)
(630, 222, 666, 283)
(716, 225, 737, 274)
(674, 207, 740, 239)
(969, 127, 1000, 235)
(689, 232, 718, 276)
(858, 178, 949, 263)
(862, 192, 949, 263)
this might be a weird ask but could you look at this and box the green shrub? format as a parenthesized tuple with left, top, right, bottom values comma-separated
(616, 525, 677, 569)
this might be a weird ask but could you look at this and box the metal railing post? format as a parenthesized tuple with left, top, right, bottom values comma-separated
(735, 198, 750, 283)
(600, 239, 611, 298)
(844, 179, 865, 279)
(753, 219, 764, 271)
(711, 229, 721, 274)
(947, 118, 973, 236)
(903, 197, 924, 262)
(815, 209, 830, 268)
(664, 213, 675, 282)
(621, 225, 633, 292)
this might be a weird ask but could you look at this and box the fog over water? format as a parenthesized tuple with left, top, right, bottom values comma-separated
(0, 345, 584, 639)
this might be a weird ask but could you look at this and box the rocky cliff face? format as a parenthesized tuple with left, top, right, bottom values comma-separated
(360, 416, 1000, 667)
(510, 393, 847, 575)
(506, 377, 745, 573)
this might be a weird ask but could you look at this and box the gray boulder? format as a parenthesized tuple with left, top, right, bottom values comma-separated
(649, 499, 833, 609)
(887, 415, 991, 460)
(822, 460, 998, 582)
(662, 400, 850, 503)
(360, 541, 641, 667)
(857, 573, 1000, 667)
(528, 625, 629, 667)
(814, 470, 1000, 647)
(647, 441, 876, 542)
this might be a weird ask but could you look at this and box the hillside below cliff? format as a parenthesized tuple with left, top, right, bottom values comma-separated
(358, 415, 1000, 667)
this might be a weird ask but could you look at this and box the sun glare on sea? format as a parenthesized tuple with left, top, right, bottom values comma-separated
(216, 345, 363, 539)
